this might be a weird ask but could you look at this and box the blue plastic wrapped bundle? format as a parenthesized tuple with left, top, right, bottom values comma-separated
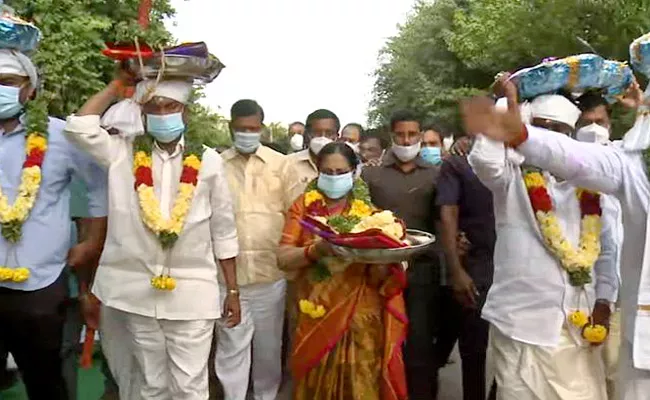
(599, 60, 634, 102)
(513, 54, 604, 100)
(630, 32, 650, 77)
(0, 10, 41, 54)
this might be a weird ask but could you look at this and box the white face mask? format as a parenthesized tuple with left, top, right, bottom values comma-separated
(576, 123, 610, 144)
(392, 142, 421, 162)
(309, 136, 332, 155)
(290, 134, 304, 151)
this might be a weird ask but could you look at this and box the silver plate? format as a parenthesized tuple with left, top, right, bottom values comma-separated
(126, 54, 225, 84)
(330, 229, 436, 264)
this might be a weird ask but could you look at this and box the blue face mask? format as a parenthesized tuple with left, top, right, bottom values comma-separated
(420, 146, 442, 165)
(0, 85, 23, 120)
(233, 131, 261, 154)
(146, 113, 185, 143)
(317, 172, 354, 200)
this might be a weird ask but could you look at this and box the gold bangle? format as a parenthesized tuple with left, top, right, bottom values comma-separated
(227, 288, 239, 296)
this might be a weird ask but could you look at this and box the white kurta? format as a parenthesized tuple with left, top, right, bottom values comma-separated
(468, 135, 617, 400)
(513, 124, 650, 398)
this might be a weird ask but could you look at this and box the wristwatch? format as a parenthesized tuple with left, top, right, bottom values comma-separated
(226, 288, 240, 296)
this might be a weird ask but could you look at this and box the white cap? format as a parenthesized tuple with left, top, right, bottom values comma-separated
(530, 94, 581, 129)
(0, 49, 38, 88)
(135, 79, 193, 105)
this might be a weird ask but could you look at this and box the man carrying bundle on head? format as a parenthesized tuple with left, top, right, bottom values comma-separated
(64, 52, 241, 398)
(468, 85, 619, 400)
(0, 13, 108, 400)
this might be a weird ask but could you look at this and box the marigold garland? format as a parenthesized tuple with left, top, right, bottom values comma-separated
(523, 171, 602, 286)
(133, 135, 204, 291)
(0, 95, 50, 283)
(524, 171, 608, 344)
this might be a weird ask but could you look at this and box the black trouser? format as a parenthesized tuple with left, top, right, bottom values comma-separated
(403, 260, 440, 399)
(0, 272, 68, 400)
(433, 285, 493, 400)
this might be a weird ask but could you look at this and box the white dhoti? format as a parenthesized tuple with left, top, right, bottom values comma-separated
(100, 305, 141, 400)
(123, 311, 215, 400)
(215, 279, 286, 400)
(605, 309, 622, 400)
(620, 340, 650, 400)
(489, 324, 607, 400)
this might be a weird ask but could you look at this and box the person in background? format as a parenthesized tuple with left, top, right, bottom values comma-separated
(0, 48, 107, 399)
(288, 109, 340, 192)
(362, 109, 441, 399)
(283, 109, 341, 387)
(288, 121, 305, 152)
(278, 142, 407, 400)
(576, 91, 623, 400)
(436, 144, 496, 400)
(358, 130, 386, 166)
(420, 122, 446, 166)
(575, 91, 615, 144)
(65, 74, 241, 399)
(340, 122, 363, 149)
(216, 100, 300, 400)
(63, 177, 108, 400)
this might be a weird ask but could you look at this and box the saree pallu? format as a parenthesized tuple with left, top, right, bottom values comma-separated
(281, 195, 408, 400)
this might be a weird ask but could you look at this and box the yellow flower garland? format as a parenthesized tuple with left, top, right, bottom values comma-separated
(524, 172, 602, 279)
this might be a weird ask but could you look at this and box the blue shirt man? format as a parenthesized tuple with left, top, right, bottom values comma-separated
(0, 117, 107, 291)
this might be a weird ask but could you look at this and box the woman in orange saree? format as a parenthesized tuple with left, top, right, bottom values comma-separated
(278, 142, 408, 400)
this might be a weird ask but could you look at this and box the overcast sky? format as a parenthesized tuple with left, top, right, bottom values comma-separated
(167, 0, 414, 127)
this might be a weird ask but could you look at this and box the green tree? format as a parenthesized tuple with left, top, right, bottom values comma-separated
(370, 0, 490, 133)
(371, 0, 650, 136)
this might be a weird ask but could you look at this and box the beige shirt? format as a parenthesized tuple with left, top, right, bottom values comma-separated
(64, 115, 239, 320)
(221, 146, 301, 286)
(287, 149, 318, 192)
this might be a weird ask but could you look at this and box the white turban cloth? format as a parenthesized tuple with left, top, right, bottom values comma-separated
(0, 49, 38, 88)
(101, 79, 193, 138)
(529, 94, 581, 129)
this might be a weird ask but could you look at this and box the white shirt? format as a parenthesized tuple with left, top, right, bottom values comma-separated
(469, 135, 618, 347)
(64, 115, 239, 320)
(515, 124, 650, 369)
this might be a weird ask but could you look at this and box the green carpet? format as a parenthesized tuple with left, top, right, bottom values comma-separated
(0, 359, 106, 400)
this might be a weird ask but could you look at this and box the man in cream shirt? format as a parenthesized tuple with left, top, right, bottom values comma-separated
(216, 99, 300, 400)
(469, 94, 618, 399)
(64, 77, 240, 400)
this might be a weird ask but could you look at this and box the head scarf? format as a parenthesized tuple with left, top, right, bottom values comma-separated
(101, 79, 193, 138)
(0, 49, 38, 88)
(529, 94, 581, 129)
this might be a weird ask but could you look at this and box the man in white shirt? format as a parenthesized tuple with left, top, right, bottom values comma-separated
(216, 99, 300, 400)
(64, 76, 241, 400)
(469, 93, 618, 400)
(462, 75, 650, 400)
